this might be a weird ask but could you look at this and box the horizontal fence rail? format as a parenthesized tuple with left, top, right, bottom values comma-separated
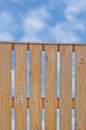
(0, 43, 86, 130)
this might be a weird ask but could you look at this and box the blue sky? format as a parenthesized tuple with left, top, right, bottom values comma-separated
(0, 0, 86, 43)
(0, 0, 85, 130)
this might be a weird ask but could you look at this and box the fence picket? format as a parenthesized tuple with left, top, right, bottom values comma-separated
(75, 45, 86, 129)
(60, 45, 72, 130)
(15, 44, 27, 130)
(45, 45, 57, 130)
(30, 44, 42, 130)
(0, 44, 11, 130)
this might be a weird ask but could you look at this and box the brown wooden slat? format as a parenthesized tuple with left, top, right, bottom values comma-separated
(60, 45, 72, 130)
(75, 45, 86, 130)
(15, 44, 27, 130)
(0, 44, 11, 130)
(45, 45, 57, 130)
(30, 44, 42, 130)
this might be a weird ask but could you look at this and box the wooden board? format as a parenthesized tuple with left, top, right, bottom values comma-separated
(0, 44, 11, 130)
(60, 45, 72, 130)
(45, 45, 57, 130)
(30, 44, 42, 130)
(75, 45, 86, 130)
(15, 44, 27, 130)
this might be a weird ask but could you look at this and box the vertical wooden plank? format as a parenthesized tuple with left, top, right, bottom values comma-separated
(15, 44, 27, 130)
(0, 44, 11, 130)
(30, 44, 42, 130)
(60, 45, 72, 130)
(45, 45, 57, 130)
(75, 45, 86, 130)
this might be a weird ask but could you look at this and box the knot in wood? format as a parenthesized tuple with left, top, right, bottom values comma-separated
(17, 97, 23, 104)
(79, 56, 84, 64)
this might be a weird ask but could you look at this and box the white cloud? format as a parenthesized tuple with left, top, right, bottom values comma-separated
(65, 0, 86, 22)
(18, 0, 86, 43)
(23, 17, 45, 33)
(20, 34, 42, 42)
(20, 7, 50, 42)
(0, 10, 22, 41)
(23, 6, 50, 33)
(0, 32, 15, 41)
(29, 7, 50, 20)
(52, 23, 80, 43)
(0, 11, 17, 41)
(20, 2, 84, 43)
(0, 11, 13, 32)
(49, 0, 86, 43)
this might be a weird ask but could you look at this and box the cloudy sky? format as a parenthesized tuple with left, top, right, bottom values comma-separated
(0, 0, 86, 43)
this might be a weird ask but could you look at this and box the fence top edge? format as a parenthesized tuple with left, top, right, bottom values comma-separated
(0, 41, 86, 45)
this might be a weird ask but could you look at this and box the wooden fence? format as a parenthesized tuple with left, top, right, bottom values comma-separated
(0, 43, 86, 130)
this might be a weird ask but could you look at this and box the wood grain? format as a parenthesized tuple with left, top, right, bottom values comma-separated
(15, 44, 27, 130)
(45, 45, 57, 130)
(1, 43, 86, 130)
(75, 45, 86, 130)
(0, 44, 11, 130)
(30, 44, 42, 130)
(60, 45, 72, 130)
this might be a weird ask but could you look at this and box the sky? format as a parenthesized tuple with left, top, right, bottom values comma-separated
(0, 0, 86, 130)
(0, 0, 86, 43)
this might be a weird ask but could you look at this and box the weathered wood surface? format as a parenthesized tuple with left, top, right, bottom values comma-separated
(0, 43, 86, 130)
